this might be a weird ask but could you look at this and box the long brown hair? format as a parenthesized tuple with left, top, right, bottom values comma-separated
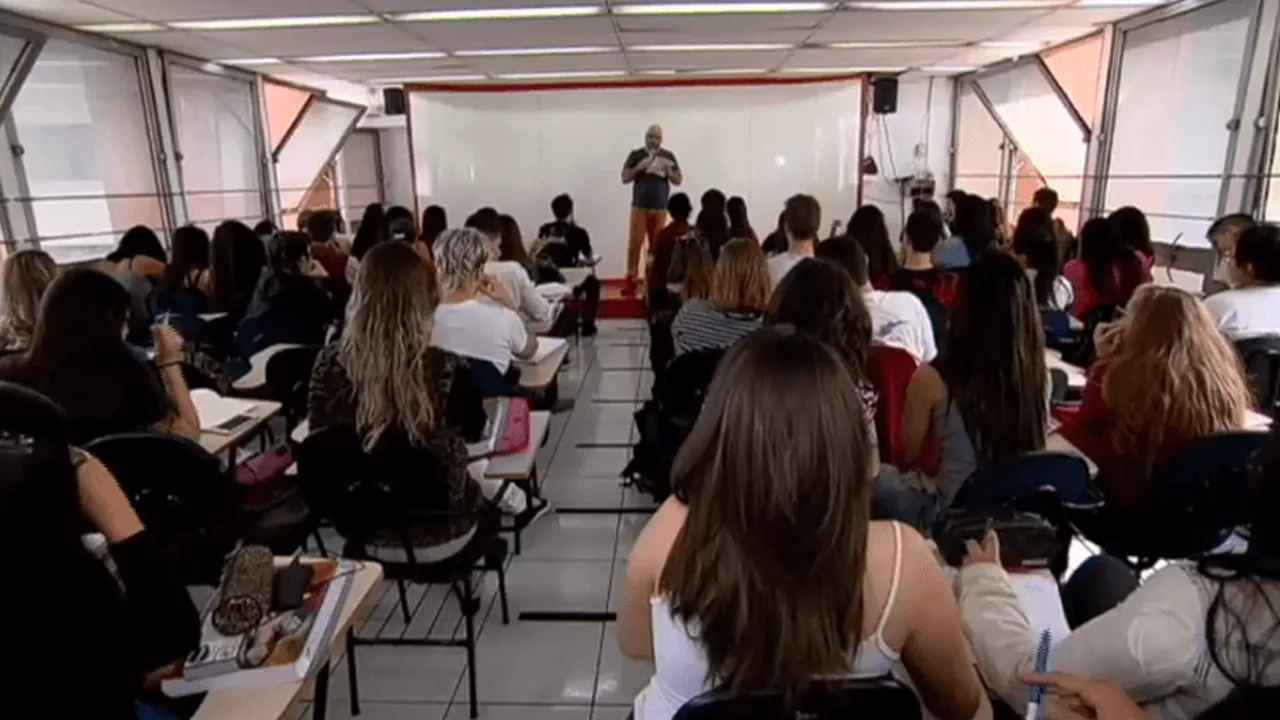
(766, 256, 873, 385)
(935, 250, 1047, 466)
(1105, 285, 1254, 473)
(339, 242, 442, 451)
(660, 327, 875, 701)
(682, 240, 715, 301)
(710, 238, 770, 313)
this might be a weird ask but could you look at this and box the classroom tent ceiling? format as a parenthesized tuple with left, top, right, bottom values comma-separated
(0, 0, 1170, 87)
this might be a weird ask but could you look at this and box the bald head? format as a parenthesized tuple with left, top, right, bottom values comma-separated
(645, 124, 663, 150)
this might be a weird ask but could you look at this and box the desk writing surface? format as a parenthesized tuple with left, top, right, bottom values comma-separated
(1044, 351, 1087, 390)
(515, 340, 568, 389)
(232, 343, 303, 392)
(486, 410, 550, 480)
(198, 399, 282, 456)
(560, 267, 590, 288)
(192, 560, 383, 720)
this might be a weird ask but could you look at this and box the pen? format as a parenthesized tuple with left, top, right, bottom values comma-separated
(1026, 629, 1052, 720)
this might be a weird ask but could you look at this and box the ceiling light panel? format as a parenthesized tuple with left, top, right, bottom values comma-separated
(217, 57, 285, 66)
(465, 52, 629, 74)
(823, 39, 966, 47)
(613, 2, 834, 15)
(168, 15, 381, 30)
(1073, 0, 1167, 6)
(371, 75, 489, 83)
(297, 51, 449, 63)
(779, 65, 907, 72)
(844, 0, 1060, 9)
(394, 6, 605, 21)
(75, 22, 164, 33)
(454, 46, 617, 56)
(628, 42, 795, 51)
(496, 69, 628, 79)
(815, 8, 1035, 43)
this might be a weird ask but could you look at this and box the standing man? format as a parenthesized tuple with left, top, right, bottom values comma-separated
(622, 124, 682, 295)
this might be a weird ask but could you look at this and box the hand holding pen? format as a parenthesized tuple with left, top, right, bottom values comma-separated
(1021, 671, 1152, 720)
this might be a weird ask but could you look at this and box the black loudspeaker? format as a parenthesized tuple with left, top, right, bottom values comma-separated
(872, 76, 898, 115)
(382, 87, 406, 116)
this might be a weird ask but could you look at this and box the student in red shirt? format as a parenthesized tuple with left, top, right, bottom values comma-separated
(1059, 285, 1254, 507)
(647, 193, 691, 307)
(1063, 218, 1151, 319)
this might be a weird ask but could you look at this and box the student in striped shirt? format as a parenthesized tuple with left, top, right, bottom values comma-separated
(670, 238, 771, 357)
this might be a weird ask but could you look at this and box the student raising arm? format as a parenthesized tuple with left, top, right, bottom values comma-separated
(619, 328, 991, 720)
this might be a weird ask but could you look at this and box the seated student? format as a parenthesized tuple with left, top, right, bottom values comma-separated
(305, 209, 356, 285)
(767, 194, 821, 288)
(694, 193, 731, 262)
(210, 220, 268, 323)
(238, 231, 341, 359)
(3, 393, 200, 720)
(308, 241, 529, 547)
(620, 329, 992, 720)
(767, 257, 879, 445)
(431, 227, 537, 390)
(1204, 222, 1280, 340)
(847, 205, 899, 288)
(253, 219, 278, 240)
(652, 193, 694, 295)
(472, 211, 551, 324)
(1108, 205, 1155, 269)
(418, 204, 448, 261)
(0, 248, 57, 352)
(960, 422, 1280, 718)
(889, 209, 949, 299)
(1208, 213, 1256, 287)
(1060, 285, 1254, 507)
(350, 203, 386, 261)
(0, 269, 200, 444)
(874, 252, 1047, 531)
(535, 194, 601, 336)
(104, 225, 167, 341)
(1064, 218, 1152, 320)
(1031, 186, 1075, 262)
(152, 225, 213, 332)
(384, 205, 416, 243)
(934, 193, 997, 270)
(1015, 208, 1074, 312)
(818, 237, 937, 363)
(670, 238, 769, 356)
(760, 210, 788, 256)
(726, 195, 757, 242)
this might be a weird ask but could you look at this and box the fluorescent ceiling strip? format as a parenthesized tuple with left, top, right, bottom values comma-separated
(373, 75, 489, 82)
(628, 42, 794, 51)
(823, 40, 965, 48)
(780, 65, 906, 72)
(75, 22, 164, 32)
(845, 0, 1060, 9)
(918, 64, 980, 73)
(395, 6, 605, 21)
(218, 57, 286, 66)
(455, 46, 617, 57)
(613, 2, 833, 15)
(1073, 0, 1165, 6)
(169, 15, 380, 30)
(688, 68, 771, 74)
(296, 51, 448, 63)
(978, 40, 1051, 48)
(497, 70, 629, 79)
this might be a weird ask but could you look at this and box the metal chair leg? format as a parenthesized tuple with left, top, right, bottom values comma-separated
(312, 530, 329, 557)
(458, 577, 480, 718)
(395, 578, 412, 624)
(345, 628, 360, 716)
(496, 561, 511, 625)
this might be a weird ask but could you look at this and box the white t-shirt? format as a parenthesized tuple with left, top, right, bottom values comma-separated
(1203, 285, 1280, 341)
(432, 298, 529, 374)
(485, 260, 553, 323)
(767, 250, 811, 289)
(1027, 269, 1076, 312)
(863, 288, 938, 363)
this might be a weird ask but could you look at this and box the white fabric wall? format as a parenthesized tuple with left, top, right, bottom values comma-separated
(861, 76, 955, 245)
(409, 81, 866, 277)
(378, 126, 415, 210)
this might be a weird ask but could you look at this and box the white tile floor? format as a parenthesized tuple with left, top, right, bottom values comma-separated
(303, 320, 657, 720)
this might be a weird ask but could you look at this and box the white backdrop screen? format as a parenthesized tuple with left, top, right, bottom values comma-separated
(409, 81, 863, 277)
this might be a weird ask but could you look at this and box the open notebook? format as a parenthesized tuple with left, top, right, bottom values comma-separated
(190, 389, 259, 434)
(536, 282, 573, 302)
(529, 336, 568, 364)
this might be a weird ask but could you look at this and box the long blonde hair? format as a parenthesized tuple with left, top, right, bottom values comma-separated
(1105, 285, 1254, 472)
(0, 249, 57, 349)
(339, 241, 441, 450)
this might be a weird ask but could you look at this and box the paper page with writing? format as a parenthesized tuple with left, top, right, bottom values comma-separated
(190, 389, 258, 432)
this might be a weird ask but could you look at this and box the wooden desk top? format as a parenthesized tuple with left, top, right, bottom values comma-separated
(198, 399, 283, 456)
(485, 410, 551, 480)
(515, 340, 569, 389)
(232, 344, 304, 392)
(192, 560, 384, 720)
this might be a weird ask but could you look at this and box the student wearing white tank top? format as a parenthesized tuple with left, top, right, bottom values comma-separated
(618, 328, 992, 720)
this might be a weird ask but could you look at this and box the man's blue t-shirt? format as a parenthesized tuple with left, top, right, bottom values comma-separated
(624, 147, 679, 210)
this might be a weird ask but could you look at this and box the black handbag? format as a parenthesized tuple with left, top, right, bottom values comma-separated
(935, 508, 1064, 569)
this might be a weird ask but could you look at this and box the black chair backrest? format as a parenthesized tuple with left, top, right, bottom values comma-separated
(296, 426, 467, 550)
(674, 677, 922, 720)
(1235, 336, 1280, 416)
(1154, 431, 1267, 532)
(953, 451, 1096, 517)
(0, 381, 67, 440)
(265, 345, 322, 420)
(86, 432, 241, 584)
(659, 347, 726, 426)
